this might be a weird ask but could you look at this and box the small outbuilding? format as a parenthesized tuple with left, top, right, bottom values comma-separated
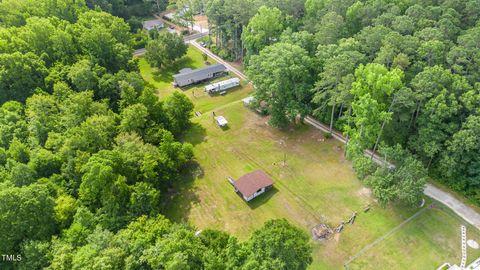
(215, 116, 228, 127)
(173, 64, 227, 87)
(205, 78, 240, 94)
(229, 170, 274, 202)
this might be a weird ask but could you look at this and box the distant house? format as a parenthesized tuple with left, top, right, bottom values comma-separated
(229, 170, 274, 202)
(215, 116, 228, 127)
(205, 78, 240, 94)
(173, 64, 227, 87)
(143, 19, 164, 31)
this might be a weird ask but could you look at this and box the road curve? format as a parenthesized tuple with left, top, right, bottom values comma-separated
(132, 32, 209, 57)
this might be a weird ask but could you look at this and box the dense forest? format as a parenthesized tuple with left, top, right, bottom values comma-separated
(1, 0, 479, 268)
(0, 1, 312, 269)
(195, 0, 480, 205)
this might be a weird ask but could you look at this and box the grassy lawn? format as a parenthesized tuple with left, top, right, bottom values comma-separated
(140, 45, 480, 269)
(348, 205, 480, 269)
(139, 45, 253, 112)
(160, 101, 480, 269)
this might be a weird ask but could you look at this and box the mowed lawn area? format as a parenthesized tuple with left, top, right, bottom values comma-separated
(162, 102, 480, 269)
(139, 45, 253, 113)
(139, 46, 480, 269)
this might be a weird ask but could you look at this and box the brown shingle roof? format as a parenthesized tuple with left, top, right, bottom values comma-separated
(234, 170, 273, 198)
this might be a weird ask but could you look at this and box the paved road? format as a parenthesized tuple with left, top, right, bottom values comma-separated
(185, 32, 209, 43)
(304, 116, 480, 229)
(424, 185, 480, 229)
(189, 53, 480, 228)
(135, 34, 480, 229)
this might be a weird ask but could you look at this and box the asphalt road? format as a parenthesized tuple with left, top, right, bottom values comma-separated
(133, 33, 480, 229)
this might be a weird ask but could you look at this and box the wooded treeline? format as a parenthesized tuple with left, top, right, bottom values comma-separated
(0, 1, 312, 269)
(200, 0, 480, 205)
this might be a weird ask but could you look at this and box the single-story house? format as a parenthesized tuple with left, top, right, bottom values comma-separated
(229, 170, 274, 202)
(173, 64, 227, 87)
(205, 77, 240, 94)
(143, 19, 164, 31)
(215, 116, 228, 127)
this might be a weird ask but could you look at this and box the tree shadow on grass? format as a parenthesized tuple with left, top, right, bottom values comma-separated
(162, 160, 203, 223)
(241, 186, 279, 210)
(152, 56, 196, 84)
(182, 122, 207, 146)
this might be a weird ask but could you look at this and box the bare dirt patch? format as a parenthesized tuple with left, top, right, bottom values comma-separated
(194, 15, 209, 29)
(357, 187, 373, 198)
(334, 232, 341, 242)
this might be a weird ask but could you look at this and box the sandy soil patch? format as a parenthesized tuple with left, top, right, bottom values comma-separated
(194, 15, 209, 29)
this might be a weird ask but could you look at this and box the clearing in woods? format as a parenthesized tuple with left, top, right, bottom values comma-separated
(139, 45, 480, 269)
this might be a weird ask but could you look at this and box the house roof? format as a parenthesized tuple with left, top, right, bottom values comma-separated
(234, 170, 273, 198)
(173, 64, 226, 83)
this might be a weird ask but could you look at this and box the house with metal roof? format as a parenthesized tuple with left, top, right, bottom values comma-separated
(173, 64, 227, 87)
(215, 116, 228, 127)
(228, 170, 274, 202)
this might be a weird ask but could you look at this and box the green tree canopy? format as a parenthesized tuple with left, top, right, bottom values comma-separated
(247, 42, 313, 128)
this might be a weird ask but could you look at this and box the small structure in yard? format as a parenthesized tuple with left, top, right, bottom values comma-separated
(242, 96, 255, 106)
(205, 78, 240, 94)
(243, 96, 268, 115)
(173, 64, 227, 87)
(228, 170, 274, 202)
(143, 19, 164, 31)
(215, 116, 228, 127)
(311, 224, 333, 240)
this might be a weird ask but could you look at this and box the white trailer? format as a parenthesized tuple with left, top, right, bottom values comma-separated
(205, 78, 240, 94)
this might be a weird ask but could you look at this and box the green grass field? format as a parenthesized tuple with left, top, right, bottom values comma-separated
(139, 45, 253, 113)
(162, 101, 480, 269)
(347, 205, 480, 269)
(139, 45, 211, 98)
(140, 46, 480, 270)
